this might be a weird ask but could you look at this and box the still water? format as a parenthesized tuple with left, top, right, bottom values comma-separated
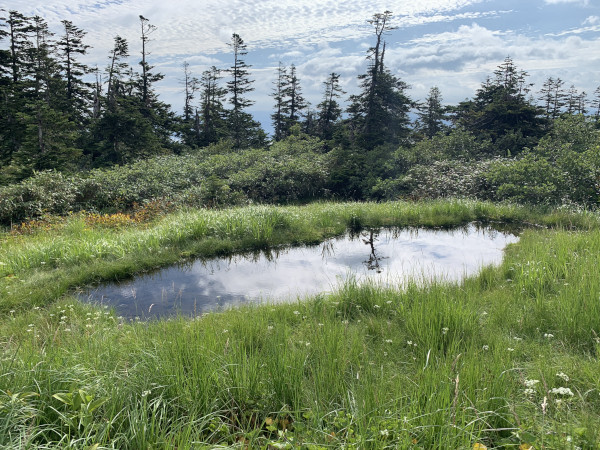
(82, 224, 519, 318)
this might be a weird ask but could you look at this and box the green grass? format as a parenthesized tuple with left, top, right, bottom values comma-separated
(1, 200, 600, 448)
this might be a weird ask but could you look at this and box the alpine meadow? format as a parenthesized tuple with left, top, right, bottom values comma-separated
(1, 6, 600, 449)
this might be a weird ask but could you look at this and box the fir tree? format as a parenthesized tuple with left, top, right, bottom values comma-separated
(225, 33, 264, 148)
(416, 86, 446, 138)
(270, 62, 287, 141)
(454, 57, 545, 155)
(198, 66, 227, 147)
(316, 72, 345, 140)
(348, 11, 412, 149)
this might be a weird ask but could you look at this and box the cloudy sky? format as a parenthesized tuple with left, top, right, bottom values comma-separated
(5, 0, 600, 131)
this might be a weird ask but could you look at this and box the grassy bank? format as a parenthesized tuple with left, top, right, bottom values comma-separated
(1, 200, 600, 448)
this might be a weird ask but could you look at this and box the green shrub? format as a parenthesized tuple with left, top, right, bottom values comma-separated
(0, 171, 81, 224)
(371, 159, 498, 200)
(0, 136, 332, 225)
(485, 116, 600, 206)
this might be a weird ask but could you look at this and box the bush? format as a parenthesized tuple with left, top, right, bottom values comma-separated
(0, 136, 332, 225)
(371, 159, 498, 200)
(485, 116, 600, 206)
(0, 171, 81, 225)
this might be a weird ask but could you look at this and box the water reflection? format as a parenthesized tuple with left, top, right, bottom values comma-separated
(81, 224, 519, 319)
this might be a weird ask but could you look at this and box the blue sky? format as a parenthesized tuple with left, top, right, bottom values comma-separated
(5, 0, 600, 131)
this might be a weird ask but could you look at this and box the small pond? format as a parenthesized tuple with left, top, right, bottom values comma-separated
(81, 224, 519, 319)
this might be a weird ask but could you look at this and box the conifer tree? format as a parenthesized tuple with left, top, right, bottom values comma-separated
(198, 66, 227, 146)
(282, 64, 307, 135)
(225, 33, 265, 148)
(138, 15, 163, 107)
(6, 10, 32, 84)
(90, 35, 160, 165)
(270, 62, 287, 141)
(538, 77, 566, 120)
(181, 61, 198, 122)
(316, 72, 345, 140)
(416, 86, 446, 138)
(12, 15, 80, 176)
(57, 20, 90, 108)
(348, 11, 412, 149)
(454, 57, 545, 155)
(591, 86, 600, 118)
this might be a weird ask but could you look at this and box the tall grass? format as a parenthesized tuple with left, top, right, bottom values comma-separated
(1, 200, 600, 447)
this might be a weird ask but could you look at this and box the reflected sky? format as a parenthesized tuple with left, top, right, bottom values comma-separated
(81, 225, 519, 318)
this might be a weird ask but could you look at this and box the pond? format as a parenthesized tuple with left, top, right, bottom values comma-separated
(81, 224, 519, 319)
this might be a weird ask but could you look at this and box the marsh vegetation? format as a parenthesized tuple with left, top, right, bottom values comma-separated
(2, 201, 600, 448)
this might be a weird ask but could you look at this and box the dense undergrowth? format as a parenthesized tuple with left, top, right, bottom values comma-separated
(0, 136, 331, 226)
(1, 200, 600, 448)
(1, 116, 598, 229)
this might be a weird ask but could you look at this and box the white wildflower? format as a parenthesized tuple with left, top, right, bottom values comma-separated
(550, 387, 574, 396)
(524, 379, 540, 388)
(556, 372, 570, 382)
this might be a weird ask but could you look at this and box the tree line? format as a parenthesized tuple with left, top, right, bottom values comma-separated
(1, 9, 599, 188)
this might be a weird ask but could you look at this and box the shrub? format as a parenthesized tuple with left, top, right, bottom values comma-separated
(371, 159, 498, 200)
(0, 136, 332, 225)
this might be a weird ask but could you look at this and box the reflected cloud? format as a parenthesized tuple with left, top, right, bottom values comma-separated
(83, 225, 519, 318)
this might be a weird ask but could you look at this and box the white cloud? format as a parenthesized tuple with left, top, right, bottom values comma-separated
(545, 0, 589, 4)
(383, 23, 600, 105)
(4, 0, 599, 128)
(8, 0, 487, 57)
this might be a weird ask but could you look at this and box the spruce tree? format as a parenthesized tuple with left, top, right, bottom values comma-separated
(348, 11, 412, 149)
(270, 62, 287, 141)
(454, 57, 545, 155)
(225, 33, 265, 148)
(316, 72, 345, 140)
(282, 64, 307, 135)
(416, 86, 446, 138)
(57, 20, 90, 107)
(90, 35, 160, 165)
(591, 86, 600, 118)
(198, 66, 227, 147)
(12, 15, 80, 176)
